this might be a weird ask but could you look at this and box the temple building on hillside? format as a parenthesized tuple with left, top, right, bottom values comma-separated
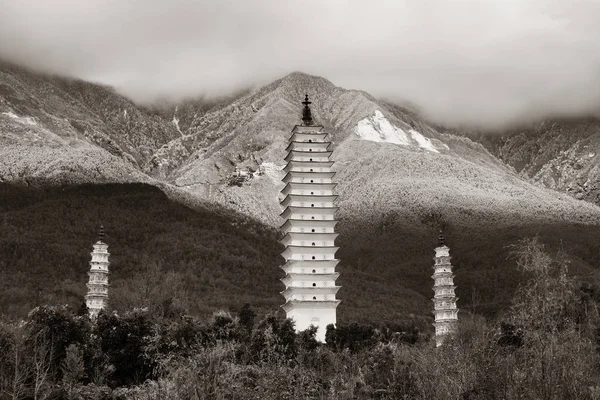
(432, 230, 459, 346)
(279, 95, 341, 342)
(85, 225, 110, 318)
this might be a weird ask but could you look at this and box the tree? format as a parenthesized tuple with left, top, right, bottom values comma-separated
(509, 237, 576, 332)
(96, 309, 154, 386)
(61, 344, 84, 400)
(501, 237, 598, 399)
(237, 303, 256, 338)
(325, 323, 376, 353)
(26, 305, 91, 378)
(76, 302, 88, 317)
(297, 325, 319, 352)
(0, 323, 29, 400)
(207, 310, 240, 343)
(31, 331, 53, 400)
(250, 315, 297, 363)
(109, 259, 187, 318)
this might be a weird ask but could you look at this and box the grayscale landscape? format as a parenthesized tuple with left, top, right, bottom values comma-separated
(1, 1, 600, 399)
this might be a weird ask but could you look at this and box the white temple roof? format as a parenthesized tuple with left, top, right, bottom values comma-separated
(284, 160, 334, 172)
(285, 150, 332, 162)
(291, 125, 325, 134)
(280, 245, 339, 260)
(281, 182, 337, 196)
(280, 194, 338, 207)
(285, 141, 332, 152)
(281, 259, 340, 272)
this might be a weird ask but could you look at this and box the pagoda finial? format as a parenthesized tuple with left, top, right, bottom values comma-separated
(301, 94, 313, 126)
(98, 225, 105, 242)
(438, 229, 445, 246)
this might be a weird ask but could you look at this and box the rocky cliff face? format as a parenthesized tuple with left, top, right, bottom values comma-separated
(459, 119, 600, 206)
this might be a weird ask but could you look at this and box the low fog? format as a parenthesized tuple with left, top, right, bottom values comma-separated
(1, 0, 600, 129)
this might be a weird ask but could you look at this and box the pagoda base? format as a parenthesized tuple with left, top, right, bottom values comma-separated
(433, 321, 458, 347)
(282, 300, 340, 342)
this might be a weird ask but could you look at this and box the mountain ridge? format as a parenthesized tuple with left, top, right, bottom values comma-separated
(2, 63, 599, 225)
(2, 64, 600, 322)
(444, 118, 600, 207)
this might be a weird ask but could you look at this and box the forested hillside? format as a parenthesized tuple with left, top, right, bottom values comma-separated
(2, 182, 600, 326)
(0, 183, 282, 318)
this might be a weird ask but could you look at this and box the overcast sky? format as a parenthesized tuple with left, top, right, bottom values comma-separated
(1, 0, 599, 129)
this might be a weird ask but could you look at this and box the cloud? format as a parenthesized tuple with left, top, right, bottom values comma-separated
(1, 0, 599, 129)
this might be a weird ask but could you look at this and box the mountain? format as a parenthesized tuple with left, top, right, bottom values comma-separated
(150, 72, 515, 226)
(455, 118, 600, 206)
(0, 61, 180, 185)
(144, 72, 600, 226)
(2, 64, 600, 323)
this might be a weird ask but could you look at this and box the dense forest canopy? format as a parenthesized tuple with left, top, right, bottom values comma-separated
(0, 183, 282, 319)
(2, 182, 600, 327)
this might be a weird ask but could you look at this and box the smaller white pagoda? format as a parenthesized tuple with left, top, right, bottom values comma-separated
(85, 225, 110, 318)
(432, 230, 458, 346)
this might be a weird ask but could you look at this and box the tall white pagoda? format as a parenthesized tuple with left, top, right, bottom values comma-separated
(432, 230, 458, 346)
(85, 225, 110, 318)
(279, 95, 341, 342)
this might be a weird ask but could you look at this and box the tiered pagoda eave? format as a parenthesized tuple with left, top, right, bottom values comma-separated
(432, 231, 459, 346)
(85, 226, 110, 318)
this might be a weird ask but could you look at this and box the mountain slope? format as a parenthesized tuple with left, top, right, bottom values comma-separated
(2, 66, 600, 323)
(332, 140, 600, 316)
(145, 73, 600, 319)
(457, 118, 600, 206)
(0, 183, 283, 319)
(147, 72, 600, 228)
(0, 61, 181, 185)
(149, 72, 513, 226)
(2, 182, 599, 325)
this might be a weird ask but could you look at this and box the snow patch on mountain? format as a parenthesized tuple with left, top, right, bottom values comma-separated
(356, 110, 439, 153)
(409, 129, 439, 153)
(2, 111, 37, 126)
(356, 110, 410, 145)
(172, 106, 183, 136)
(172, 115, 183, 135)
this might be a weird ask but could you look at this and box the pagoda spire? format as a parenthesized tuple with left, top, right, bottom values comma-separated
(85, 225, 110, 318)
(301, 94, 313, 126)
(279, 95, 340, 342)
(432, 231, 458, 346)
(98, 224, 105, 242)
